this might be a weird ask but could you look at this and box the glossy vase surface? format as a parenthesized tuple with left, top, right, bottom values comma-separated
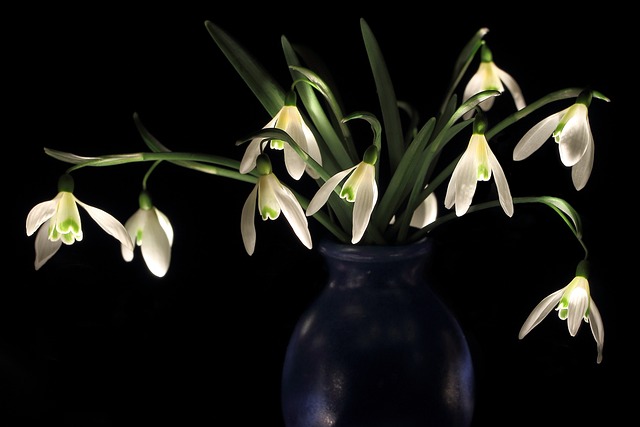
(281, 238, 475, 427)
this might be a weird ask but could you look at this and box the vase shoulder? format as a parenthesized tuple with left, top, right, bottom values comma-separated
(282, 237, 475, 427)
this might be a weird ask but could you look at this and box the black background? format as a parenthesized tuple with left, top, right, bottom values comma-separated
(7, 3, 630, 426)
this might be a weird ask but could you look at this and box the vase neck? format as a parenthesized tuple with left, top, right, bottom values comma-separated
(318, 238, 433, 290)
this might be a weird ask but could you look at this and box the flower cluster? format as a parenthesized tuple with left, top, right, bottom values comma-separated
(26, 20, 608, 363)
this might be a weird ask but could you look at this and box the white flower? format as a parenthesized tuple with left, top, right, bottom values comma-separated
(241, 154, 312, 255)
(519, 270, 604, 364)
(307, 146, 378, 244)
(239, 93, 322, 180)
(26, 174, 134, 270)
(390, 189, 438, 229)
(408, 190, 437, 229)
(513, 92, 594, 190)
(462, 44, 525, 119)
(444, 117, 513, 217)
(121, 191, 174, 278)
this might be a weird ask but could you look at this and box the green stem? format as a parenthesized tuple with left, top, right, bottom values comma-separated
(44, 148, 258, 184)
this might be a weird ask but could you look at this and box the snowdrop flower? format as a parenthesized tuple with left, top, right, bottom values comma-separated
(444, 113, 513, 217)
(307, 145, 378, 244)
(121, 190, 174, 278)
(407, 190, 437, 229)
(390, 188, 437, 229)
(513, 90, 594, 190)
(241, 153, 312, 255)
(239, 91, 322, 180)
(519, 260, 604, 364)
(462, 44, 526, 119)
(26, 173, 134, 270)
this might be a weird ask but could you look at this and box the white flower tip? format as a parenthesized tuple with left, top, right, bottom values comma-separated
(121, 246, 134, 262)
(149, 266, 168, 278)
(512, 150, 527, 161)
(518, 326, 531, 340)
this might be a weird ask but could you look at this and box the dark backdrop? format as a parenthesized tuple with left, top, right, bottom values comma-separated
(7, 4, 629, 426)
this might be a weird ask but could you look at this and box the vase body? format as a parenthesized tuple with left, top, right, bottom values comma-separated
(281, 238, 474, 427)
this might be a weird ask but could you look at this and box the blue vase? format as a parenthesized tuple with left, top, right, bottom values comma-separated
(281, 238, 475, 427)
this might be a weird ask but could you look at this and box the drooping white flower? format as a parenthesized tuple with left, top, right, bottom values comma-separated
(462, 44, 526, 119)
(121, 190, 174, 278)
(513, 90, 595, 190)
(408, 190, 438, 229)
(390, 188, 438, 229)
(519, 261, 604, 364)
(26, 174, 134, 270)
(307, 146, 378, 244)
(241, 154, 312, 255)
(239, 91, 322, 180)
(444, 114, 513, 217)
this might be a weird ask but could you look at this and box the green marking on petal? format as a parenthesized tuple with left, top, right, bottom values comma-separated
(261, 207, 279, 220)
(49, 225, 60, 241)
(340, 187, 356, 202)
(59, 218, 80, 234)
(61, 233, 75, 244)
(477, 164, 490, 180)
(270, 139, 285, 150)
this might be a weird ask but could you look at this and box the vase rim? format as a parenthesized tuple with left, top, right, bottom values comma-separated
(318, 237, 432, 261)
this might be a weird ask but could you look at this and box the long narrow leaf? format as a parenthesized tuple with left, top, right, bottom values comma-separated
(205, 21, 285, 117)
(361, 18, 404, 172)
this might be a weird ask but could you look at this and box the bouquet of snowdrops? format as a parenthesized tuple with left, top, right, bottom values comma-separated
(26, 19, 609, 363)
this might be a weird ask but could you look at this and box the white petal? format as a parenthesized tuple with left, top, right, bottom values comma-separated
(497, 68, 526, 110)
(26, 196, 60, 236)
(513, 110, 565, 161)
(282, 109, 309, 179)
(34, 219, 62, 270)
(76, 199, 134, 252)
(257, 175, 281, 220)
(410, 192, 438, 229)
(283, 141, 306, 181)
(154, 207, 174, 246)
(462, 73, 484, 120)
(140, 211, 172, 277)
(306, 168, 355, 216)
(566, 287, 589, 337)
(121, 209, 144, 262)
(239, 138, 264, 174)
(557, 105, 590, 166)
(241, 185, 258, 255)
(302, 124, 322, 179)
(571, 134, 594, 191)
(124, 209, 146, 246)
(518, 288, 565, 339)
(351, 166, 378, 244)
(444, 147, 478, 216)
(487, 148, 514, 217)
(275, 184, 313, 250)
(121, 244, 135, 262)
(587, 299, 605, 364)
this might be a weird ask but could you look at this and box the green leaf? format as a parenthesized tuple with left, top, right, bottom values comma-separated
(537, 196, 583, 238)
(361, 18, 404, 173)
(205, 21, 285, 117)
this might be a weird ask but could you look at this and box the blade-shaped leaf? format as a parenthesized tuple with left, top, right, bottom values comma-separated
(205, 21, 285, 117)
